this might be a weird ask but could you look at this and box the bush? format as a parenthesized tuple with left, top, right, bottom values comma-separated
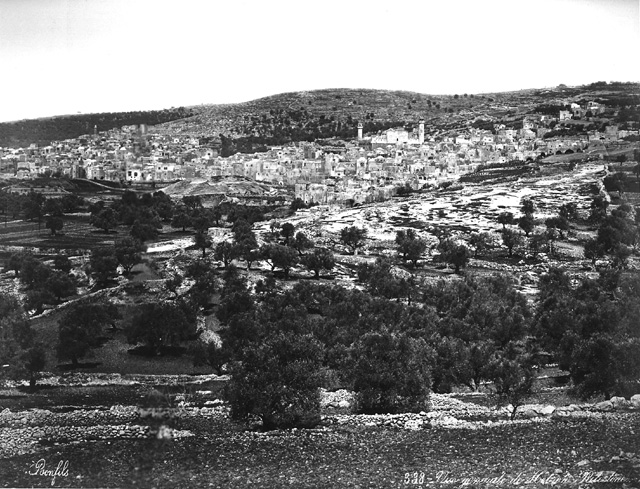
(0, 293, 40, 386)
(396, 229, 428, 267)
(351, 331, 432, 414)
(301, 248, 335, 278)
(89, 247, 119, 286)
(227, 333, 324, 429)
(437, 239, 470, 273)
(115, 237, 145, 274)
(58, 303, 116, 366)
(485, 341, 537, 420)
(340, 226, 368, 255)
(190, 341, 231, 375)
(567, 334, 640, 400)
(357, 258, 413, 301)
(125, 301, 196, 355)
(535, 270, 640, 400)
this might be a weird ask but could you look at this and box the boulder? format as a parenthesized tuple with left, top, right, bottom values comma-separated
(535, 405, 556, 416)
(156, 425, 173, 440)
(519, 408, 539, 419)
(432, 415, 459, 426)
(630, 394, 640, 409)
(593, 400, 614, 412)
(556, 405, 575, 413)
(610, 396, 630, 410)
(404, 419, 423, 431)
(337, 400, 351, 409)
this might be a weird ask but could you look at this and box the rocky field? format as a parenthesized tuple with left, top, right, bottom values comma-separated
(1, 376, 639, 488)
(264, 162, 604, 248)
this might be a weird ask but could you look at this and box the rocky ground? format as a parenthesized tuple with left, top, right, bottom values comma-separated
(257, 163, 606, 251)
(1, 376, 640, 488)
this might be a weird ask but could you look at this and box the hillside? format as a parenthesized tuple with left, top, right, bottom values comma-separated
(0, 107, 194, 148)
(154, 82, 640, 150)
(156, 88, 504, 143)
(162, 176, 281, 200)
(2, 82, 638, 150)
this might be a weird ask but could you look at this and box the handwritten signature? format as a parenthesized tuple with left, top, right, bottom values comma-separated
(27, 458, 69, 486)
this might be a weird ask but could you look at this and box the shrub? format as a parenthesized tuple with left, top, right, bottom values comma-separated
(125, 301, 196, 355)
(190, 340, 231, 375)
(351, 331, 432, 414)
(340, 226, 368, 255)
(535, 271, 640, 400)
(194, 231, 213, 258)
(469, 232, 493, 258)
(301, 248, 335, 278)
(260, 244, 298, 279)
(437, 239, 470, 273)
(89, 247, 119, 286)
(357, 258, 413, 301)
(115, 237, 145, 274)
(485, 341, 537, 420)
(58, 303, 116, 366)
(227, 333, 324, 429)
(0, 293, 40, 386)
(396, 229, 428, 267)
(430, 335, 472, 393)
(501, 228, 523, 257)
(567, 334, 640, 399)
(20, 256, 52, 289)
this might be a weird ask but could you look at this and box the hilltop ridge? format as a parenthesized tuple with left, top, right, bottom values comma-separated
(1, 82, 638, 149)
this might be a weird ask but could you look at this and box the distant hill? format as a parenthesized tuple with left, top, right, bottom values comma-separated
(158, 88, 482, 140)
(2, 82, 638, 150)
(155, 83, 639, 155)
(155, 88, 504, 155)
(0, 107, 194, 148)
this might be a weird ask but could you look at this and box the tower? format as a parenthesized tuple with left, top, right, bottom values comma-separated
(357, 122, 363, 141)
(418, 119, 425, 145)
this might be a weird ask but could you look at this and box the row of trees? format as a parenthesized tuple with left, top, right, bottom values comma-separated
(6, 253, 77, 314)
(6, 235, 147, 302)
(198, 195, 633, 281)
(584, 194, 639, 268)
(89, 190, 173, 242)
(206, 220, 337, 280)
(0, 189, 84, 234)
(89, 190, 272, 243)
(2, 250, 220, 378)
(214, 264, 639, 427)
(0, 295, 199, 382)
(3, 254, 638, 424)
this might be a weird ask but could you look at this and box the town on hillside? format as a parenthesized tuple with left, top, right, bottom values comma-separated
(1, 84, 640, 489)
(1, 93, 638, 206)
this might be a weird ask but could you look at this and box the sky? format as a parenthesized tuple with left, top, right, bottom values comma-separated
(0, 0, 638, 122)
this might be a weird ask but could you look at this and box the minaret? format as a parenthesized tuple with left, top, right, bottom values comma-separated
(357, 122, 363, 141)
(418, 119, 425, 145)
(94, 125, 98, 138)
